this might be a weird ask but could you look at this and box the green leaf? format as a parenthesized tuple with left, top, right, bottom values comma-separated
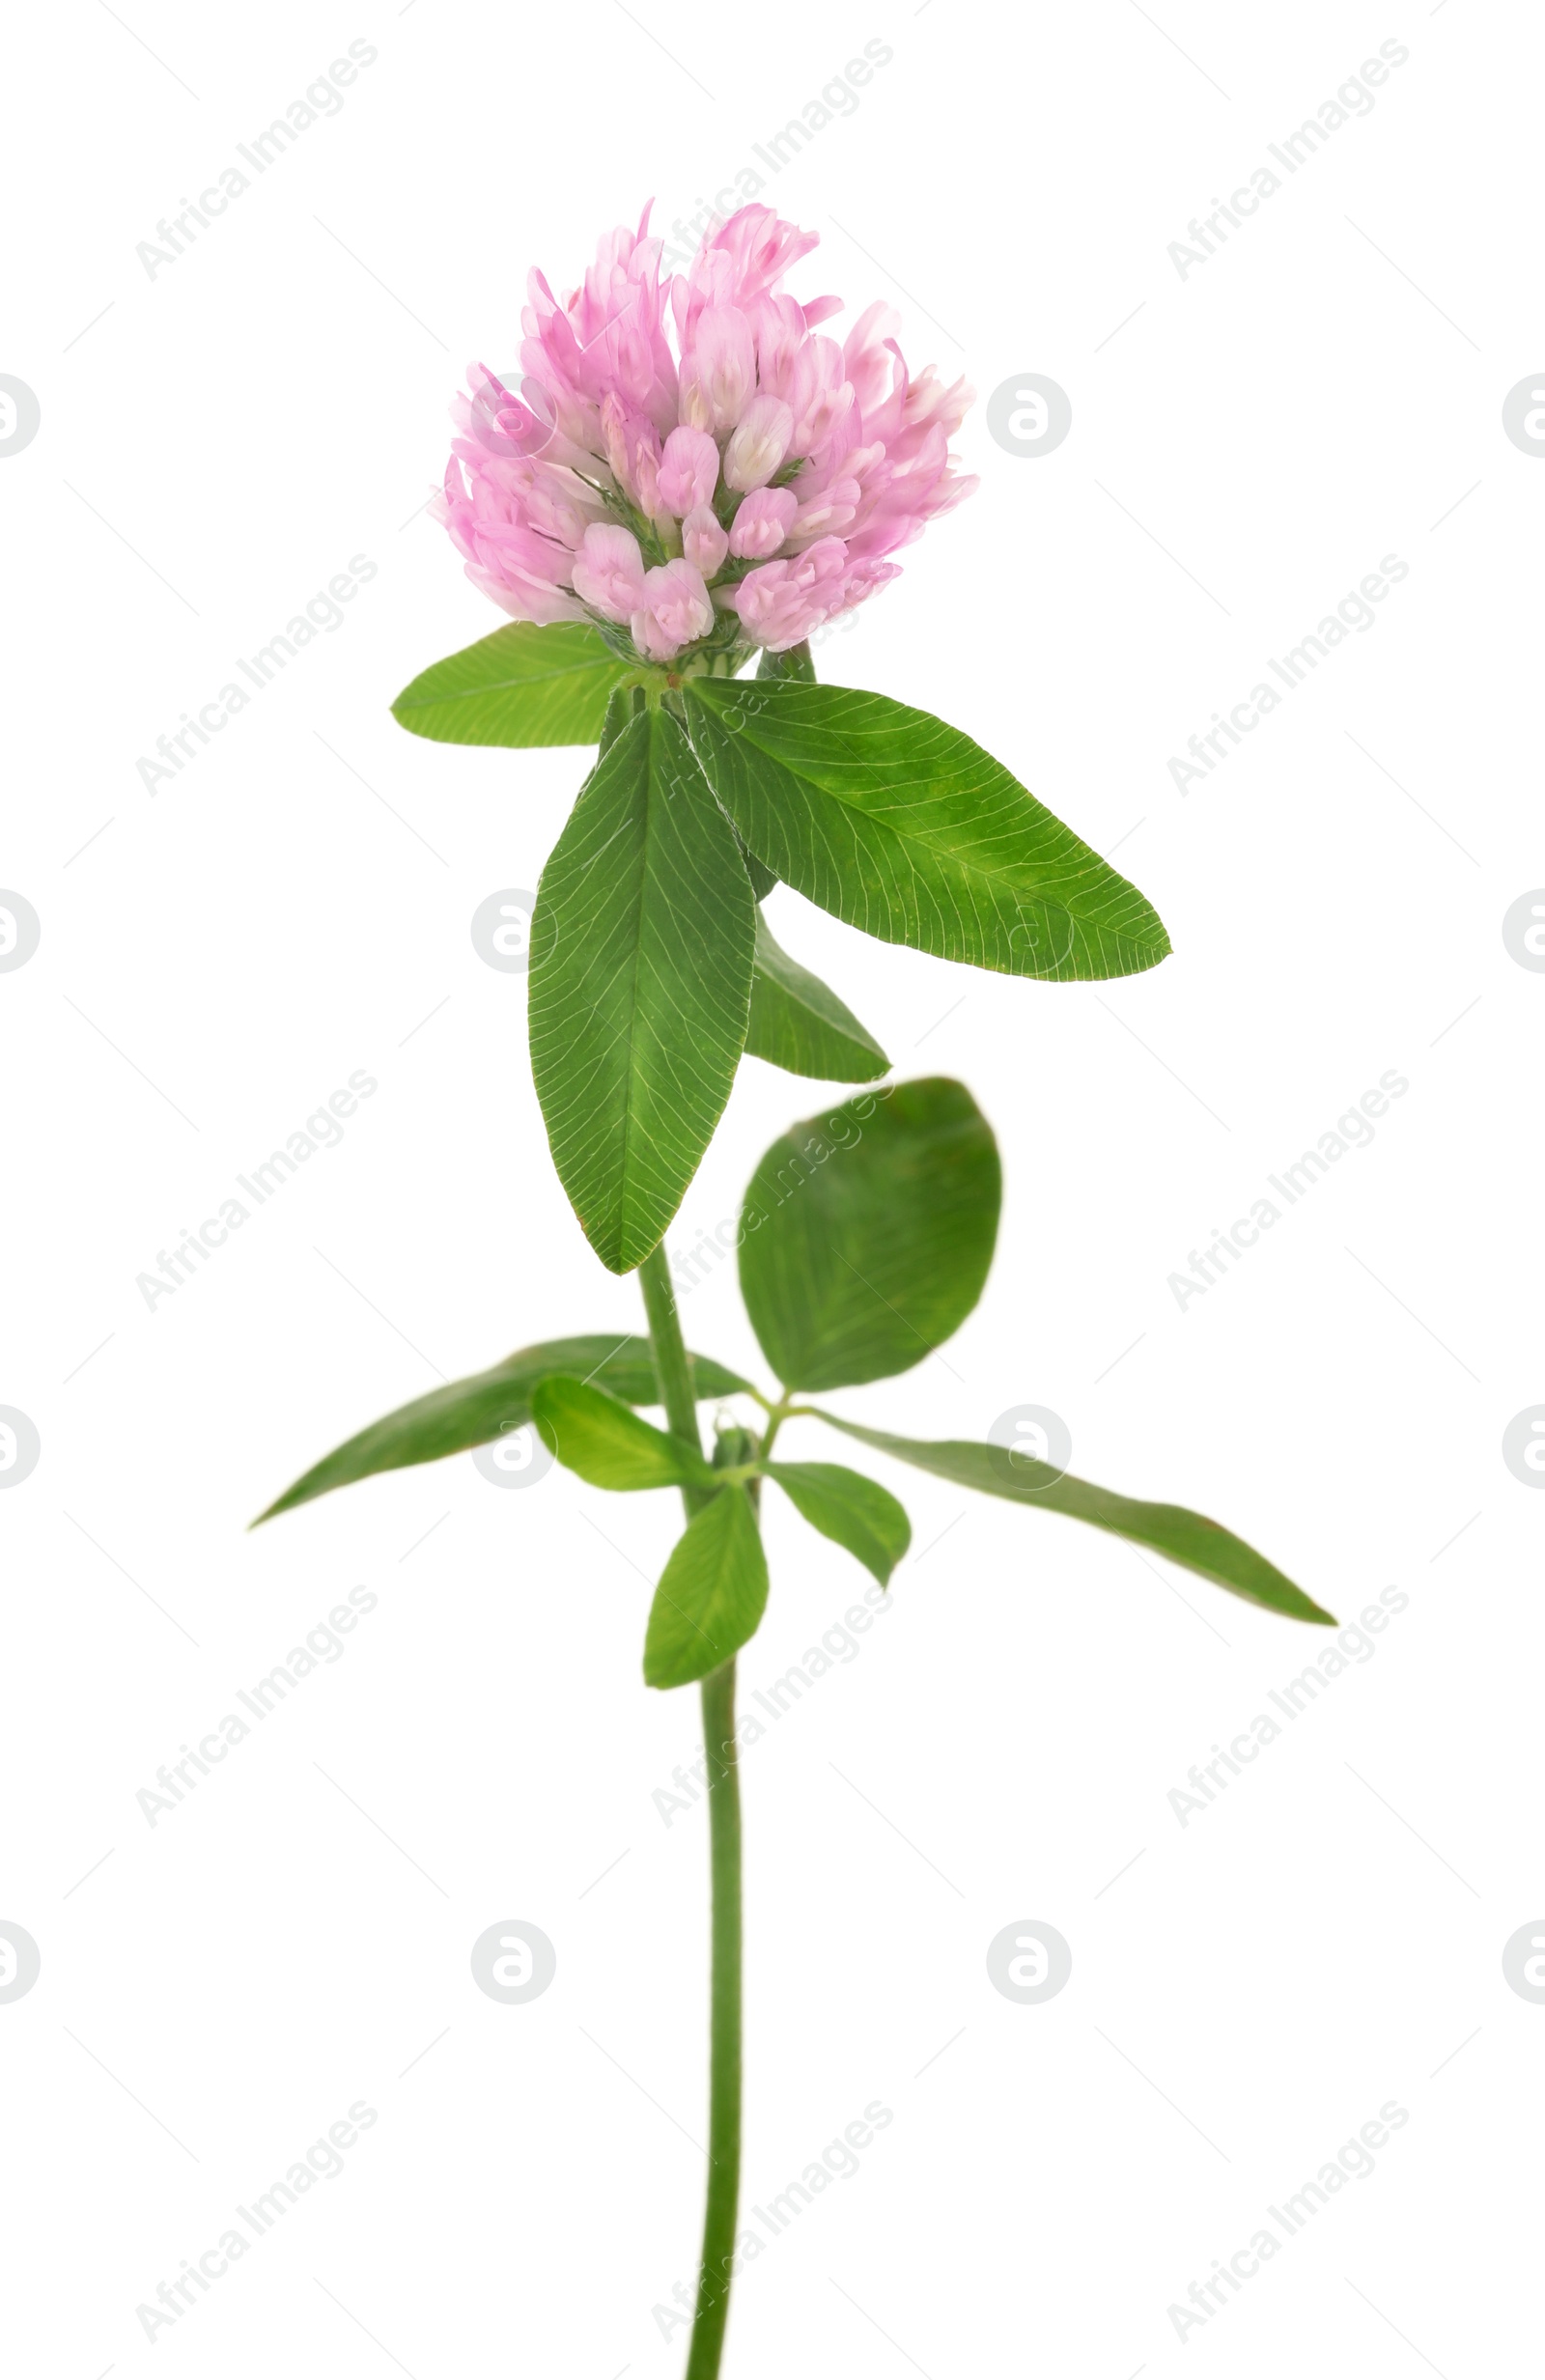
(743, 637, 809, 861)
(756, 639, 817, 685)
(683, 680, 1170, 982)
(737, 838, 780, 903)
(391, 621, 637, 747)
(744, 912, 889, 1083)
(252, 1335, 750, 1522)
(809, 1415, 1335, 1626)
(531, 1376, 716, 1490)
(765, 1462, 911, 1584)
(739, 1077, 999, 1391)
(714, 1423, 760, 1472)
(644, 1486, 770, 1687)
(597, 682, 641, 758)
(742, 644, 812, 877)
(528, 702, 758, 1274)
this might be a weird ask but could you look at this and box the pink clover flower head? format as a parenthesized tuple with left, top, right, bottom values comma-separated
(435, 202, 976, 663)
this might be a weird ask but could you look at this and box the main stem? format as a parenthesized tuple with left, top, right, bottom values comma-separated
(638, 1246, 743, 2380)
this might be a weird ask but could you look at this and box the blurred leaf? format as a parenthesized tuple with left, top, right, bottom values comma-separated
(644, 1487, 770, 1687)
(744, 913, 889, 1083)
(684, 680, 1170, 981)
(765, 1461, 910, 1584)
(391, 621, 636, 746)
(529, 703, 757, 1273)
(739, 1078, 999, 1390)
(253, 1335, 750, 1522)
(532, 1376, 716, 1490)
(811, 1416, 1335, 1625)
(714, 1423, 760, 1472)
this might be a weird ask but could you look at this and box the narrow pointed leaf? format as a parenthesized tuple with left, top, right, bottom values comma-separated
(253, 1334, 750, 1522)
(765, 1461, 910, 1584)
(391, 621, 637, 746)
(528, 703, 757, 1273)
(684, 680, 1170, 981)
(739, 1078, 999, 1390)
(532, 1376, 716, 1491)
(809, 1415, 1334, 1625)
(744, 912, 889, 1083)
(644, 1486, 770, 1688)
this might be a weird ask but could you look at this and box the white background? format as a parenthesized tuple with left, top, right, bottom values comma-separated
(3, 2, 1539, 2372)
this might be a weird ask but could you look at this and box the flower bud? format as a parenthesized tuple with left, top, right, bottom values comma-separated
(571, 524, 647, 624)
(632, 558, 715, 661)
(658, 425, 720, 518)
(728, 487, 798, 560)
(682, 504, 730, 576)
(723, 396, 795, 493)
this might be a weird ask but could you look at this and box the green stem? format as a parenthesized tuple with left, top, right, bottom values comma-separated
(638, 1245, 714, 1512)
(638, 1246, 744, 2380)
(756, 1393, 794, 1464)
(689, 1658, 742, 2380)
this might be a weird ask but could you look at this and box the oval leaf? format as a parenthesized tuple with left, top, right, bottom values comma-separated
(739, 1077, 999, 1391)
(532, 1376, 715, 1491)
(684, 680, 1170, 982)
(744, 912, 889, 1083)
(644, 1486, 770, 1688)
(528, 702, 757, 1274)
(765, 1461, 910, 1584)
(391, 621, 636, 746)
(253, 1334, 749, 1522)
(810, 1415, 1334, 1626)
